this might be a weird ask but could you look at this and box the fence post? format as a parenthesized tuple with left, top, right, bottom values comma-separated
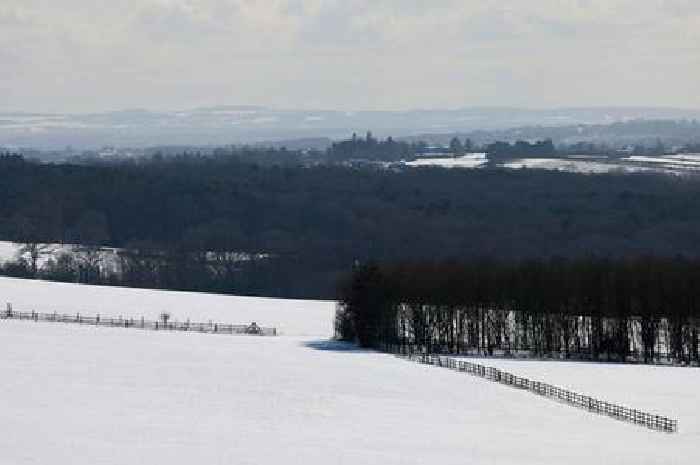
(391, 351, 677, 433)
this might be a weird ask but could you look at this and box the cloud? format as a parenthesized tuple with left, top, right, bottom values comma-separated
(1, 0, 699, 112)
(135, 0, 241, 43)
(0, 5, 28, 26)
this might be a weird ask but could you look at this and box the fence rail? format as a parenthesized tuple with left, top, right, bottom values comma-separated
(396, 351, 677, 433)
(1, 305, 276, 337)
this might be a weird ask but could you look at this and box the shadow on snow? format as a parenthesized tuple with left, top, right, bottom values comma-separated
(301, 339, 375, 353)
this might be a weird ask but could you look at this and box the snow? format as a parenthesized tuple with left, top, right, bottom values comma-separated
(1, 277, 698, 464)
(402, 154, 700, 175)
(0, 240, 265, 275)
(467, 357, 700, 430)
(0, 240, 122, 271)
(0, 240, 17, 264)
(566, 155, 610, 160)
(405, 153, 487, 168)
(625, 155, 700, 169)
(0, 276, 334, 337)
(668, 153, 700, 162)
(503, 158, 655, 174)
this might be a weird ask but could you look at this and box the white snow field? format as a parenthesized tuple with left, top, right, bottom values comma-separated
(2, 277, 699, 464)
(473, 357, 700, 428)
(0, 276, 333, 336)
(405, 153, 487, 168)
(502, 157, 657, 174)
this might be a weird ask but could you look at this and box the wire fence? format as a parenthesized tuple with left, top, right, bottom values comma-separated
(394, 350, 677, 433)
(1, 301, 675, 432)
(1, 304, 276, 337)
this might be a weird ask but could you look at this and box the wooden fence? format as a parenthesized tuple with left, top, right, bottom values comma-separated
(1, 304, 276, 337)
(397, 351, 678, 433)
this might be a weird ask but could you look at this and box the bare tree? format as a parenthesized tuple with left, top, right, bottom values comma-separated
(18, 242, 55, 276)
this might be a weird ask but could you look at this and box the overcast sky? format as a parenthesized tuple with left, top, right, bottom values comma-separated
(1, 0, 699, 113)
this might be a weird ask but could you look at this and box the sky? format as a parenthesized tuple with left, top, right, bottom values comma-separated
(1, 0, 699, 113)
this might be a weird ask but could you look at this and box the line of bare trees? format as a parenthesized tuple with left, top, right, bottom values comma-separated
(336, 258, 700, 365)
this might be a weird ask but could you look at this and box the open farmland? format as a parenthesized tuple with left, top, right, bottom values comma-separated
(1, 277, 699, 464)
(0, 276, 333, 336)
(474, 357, 699, 431)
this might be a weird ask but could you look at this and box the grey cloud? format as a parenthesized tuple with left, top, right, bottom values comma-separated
(1, 0, 698, 113)
(0, 9, 23, 26)
(663, 0, 700, 17)
(282, 0, 307, 16)
(295, 1, 385, 47)
(135, 0, 241, 43)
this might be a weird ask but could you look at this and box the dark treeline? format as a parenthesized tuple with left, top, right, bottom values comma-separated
(485, 139, 556, 163)
(414, 119, 700, 149)
(0, 246, 323, 299)
(5, 152, 700, 298)
(328, 134, 558, 162)
(336, 259, 700, 365)
(326, 132, 427, 162)
(67, 146, 316, 167)
(13, 130, 700, 168)
(328, 134, 692, 163)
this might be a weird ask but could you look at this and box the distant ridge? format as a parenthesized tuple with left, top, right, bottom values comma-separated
(2, 106, 699, 149)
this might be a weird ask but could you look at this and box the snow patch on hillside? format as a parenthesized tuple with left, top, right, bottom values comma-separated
(405, 153, 487, 168)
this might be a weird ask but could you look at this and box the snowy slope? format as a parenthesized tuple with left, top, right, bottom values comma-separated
(1, 277, 698, 464)
(0, 276, 334, 337)
(470, 357, 700, 435)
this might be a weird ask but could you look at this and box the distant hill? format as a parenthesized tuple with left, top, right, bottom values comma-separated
(2, 106, 699, 149)
(402, 119, 700, 148)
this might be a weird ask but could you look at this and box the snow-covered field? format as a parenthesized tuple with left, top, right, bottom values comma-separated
(405, 153, 487, 168)
(503, 157, 656, 174)
(401, 153, 700, 175)
(625, 154, 700, 170)
(473, 357, 699, 429)
(0, 277, 333, 336)
(1, 277, 698, 464)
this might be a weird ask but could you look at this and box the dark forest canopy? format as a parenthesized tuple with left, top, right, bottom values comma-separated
(485, 139, 556, 163)
(4, 153, 700, 297)
(336, 259, 700, 365)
